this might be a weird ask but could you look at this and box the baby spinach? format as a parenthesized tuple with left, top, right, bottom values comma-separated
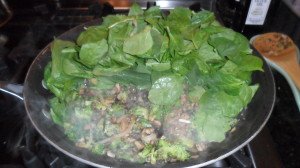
(76, 26, 108, 46)
(128, 3, 144, 16)
(123, 26, 153, 55)
(148, 75, 183, 105)
(45, 4, 264, 149)
(79, 39, 108, 67)
(193, 91, 241, 142)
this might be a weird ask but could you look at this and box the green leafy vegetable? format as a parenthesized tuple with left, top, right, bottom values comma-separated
(44, 4, 264, 164)
(76, 26, 108, 46)
(156, 139, 190, 161)
(49, 97, 66, 125)
(191, 10, 215, 26)
(193, 91, 242, 142)
(146, 59, 171, 71)
(123, 26, 153, 55)
(139, 139, 190, 164)
(110, 69, 152, 89)
(188, 85, 206, 103)
(128, 3, 144, 16)
(79, 39, 108, 67)
(148, 75, 184, 105)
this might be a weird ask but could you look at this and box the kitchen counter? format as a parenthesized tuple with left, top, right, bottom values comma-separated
(267, 70, 300, 168)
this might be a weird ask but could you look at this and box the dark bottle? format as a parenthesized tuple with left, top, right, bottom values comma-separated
(216, 0, 278, 38)
(242, 0, 273, 37)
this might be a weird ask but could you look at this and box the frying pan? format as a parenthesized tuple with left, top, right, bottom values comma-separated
(0, 19, 275, 168)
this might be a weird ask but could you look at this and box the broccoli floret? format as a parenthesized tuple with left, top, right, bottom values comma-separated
(130, 106, 148, 119)
(138, 139, 190, 164)
(139, 144, 154, 158)
(117, 91, 128, 103)
(138, 144, 157, 164)
(109, 139, 142, 162)
(110, 104, 126, 117)
(91, 144, 105, 155)
(149, 105, 174, 121)
(63, 123, 77, 141)
(74, 106, 93, 120)
(156, 139, 190, 161)
(104, 120, 119, 137)
(110, 139, 124, 150)
(137, 118, 152, 128)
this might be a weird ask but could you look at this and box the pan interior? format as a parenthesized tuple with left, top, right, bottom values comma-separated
(23, 20, 275, 168)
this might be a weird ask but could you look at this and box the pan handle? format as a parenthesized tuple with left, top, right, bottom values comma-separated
(0, 81, 23, 100)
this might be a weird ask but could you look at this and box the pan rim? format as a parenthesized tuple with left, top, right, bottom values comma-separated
(23, 19, 276, 168)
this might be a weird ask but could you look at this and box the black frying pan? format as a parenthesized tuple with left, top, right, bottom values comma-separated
(0, 19, 276, 168)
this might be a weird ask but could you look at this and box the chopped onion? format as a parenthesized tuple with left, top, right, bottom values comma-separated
(178, 119, 191, 124)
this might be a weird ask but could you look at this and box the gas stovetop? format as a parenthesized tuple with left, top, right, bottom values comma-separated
(1, 1, 297, 168)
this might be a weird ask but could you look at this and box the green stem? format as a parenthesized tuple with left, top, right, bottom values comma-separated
(108, 18, 135, 29)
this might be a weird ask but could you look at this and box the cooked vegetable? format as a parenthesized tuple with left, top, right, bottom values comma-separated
(44, 4, 263, 164)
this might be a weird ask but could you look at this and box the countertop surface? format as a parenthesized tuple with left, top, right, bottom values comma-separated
(267, 70, 300, 168)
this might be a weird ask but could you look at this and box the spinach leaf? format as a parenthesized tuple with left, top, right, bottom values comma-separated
(192, 30, 209, 48)
(146, 59, 171, 71)
(110, 52, 137, 66)
(191, 10, 215, 27)
(150, 70, 174, 83)
(128, 3, 144, 16)
(102, 14, 130, 27)
(91, 77, 115, 90)
(63, 52, 94, 78)
(188, 85, 206, 103)
(171, 57, 190, 75)
(76, 26, 108, 46)
(134, 59, 152, 74)
(148, 75, 183, 105)
(229, 54, 263, 72)
(166, 7, 191, 32)
(108, 20, 133, 44)
(50, 39, 75, 78)
(123, 26, 153, 55)
(50, 97, 66, 125)
(193, 109, 233, 142)
(46, 39, 83, 99)
(137, 28, 165, 59)
(209, 37, 238, 57)
(186, 63, 205, 86)
(79, 39, 108, 67)
(238, 84, 253, 106)
(207, 72, 245, 95)
(110, 70, 152, 89)
(93, 63, 130, 76)
(250, 84, 259, 98)
(132, 19, 148, 34)
(145, 6, 162, 18)
(208, 30, 252, 57)
(239, 84, 259, 106)
(193, 91, 243, 142)
(44, 62, 52, 82)
(166, 27, 183, 57)
(197, 42, 223, 62)
(219, 60, 238, 74)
